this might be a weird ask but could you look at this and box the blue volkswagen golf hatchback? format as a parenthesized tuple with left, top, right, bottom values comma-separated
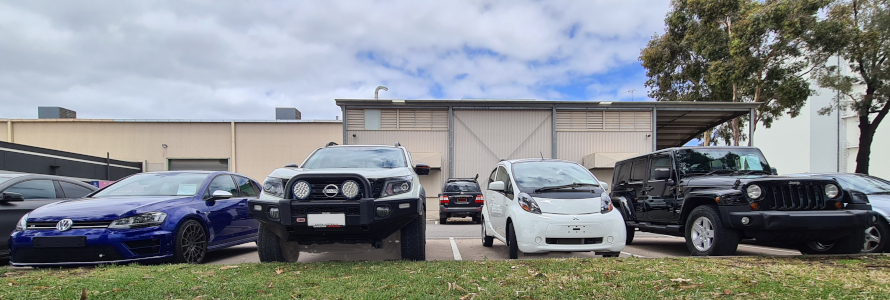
(8, 171, 260, 266)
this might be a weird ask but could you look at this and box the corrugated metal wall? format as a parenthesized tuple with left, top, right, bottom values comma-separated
(0, 121, 7, 142)
(453, 109, 552, 185)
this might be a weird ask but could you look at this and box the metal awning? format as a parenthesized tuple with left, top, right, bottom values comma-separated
(653, 104, 759, 149)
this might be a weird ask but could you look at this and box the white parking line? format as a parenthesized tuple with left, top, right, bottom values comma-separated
(449, 237, 462, 261)
(621, 251, 645, 258)
(738, 244, 800, 254)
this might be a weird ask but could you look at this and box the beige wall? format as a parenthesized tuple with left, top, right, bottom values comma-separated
(556, 131, 651, 163)
(4, 120, 342, 182)
(0, 121, 7, 142)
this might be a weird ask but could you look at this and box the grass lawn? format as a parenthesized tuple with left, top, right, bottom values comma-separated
(2, 255, 889, 299)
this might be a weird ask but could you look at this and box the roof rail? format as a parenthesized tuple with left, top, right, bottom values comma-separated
(395, 142, 401, 147)
(326, 142, 338, 147)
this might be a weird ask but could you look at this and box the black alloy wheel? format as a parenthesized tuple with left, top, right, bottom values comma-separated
(174, 220, 207, 264)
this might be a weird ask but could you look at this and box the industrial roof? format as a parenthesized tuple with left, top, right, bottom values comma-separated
(335, 99, 760, 149)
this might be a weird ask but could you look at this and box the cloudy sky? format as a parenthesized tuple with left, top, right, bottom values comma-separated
(0, 0, 671, 120)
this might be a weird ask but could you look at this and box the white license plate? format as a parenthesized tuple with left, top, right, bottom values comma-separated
(307, 213, 346, 228)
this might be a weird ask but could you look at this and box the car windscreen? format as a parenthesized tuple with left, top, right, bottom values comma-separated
(512, 161, 600, 190)
(91, 173, 210, 197)
(676, 148, 770, 175)
(834, 175, 890, 195)
(445, 182, 481, 193)
(302, 147, 407, 169)
(0, 176, 14, 184)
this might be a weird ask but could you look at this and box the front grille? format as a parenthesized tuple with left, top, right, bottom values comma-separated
(290, 177, 373, 201)
(26, 221, 112, 230)
(545, 238, 603, 245)
(293, 205, 361, 215)
(13, 246, 124, 263)
(764, 184, 829, 210)
(125, 238, 161, 256)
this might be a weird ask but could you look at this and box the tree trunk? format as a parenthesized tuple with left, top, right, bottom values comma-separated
(855, 115, 873, 174)
(731, 83, 740, 146)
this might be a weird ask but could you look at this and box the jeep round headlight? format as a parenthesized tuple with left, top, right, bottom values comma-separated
(342, 180, 360, 199)
(825, 184, 840, 199)
(746, 184, 762, 199)
(293, 180, 311, 200)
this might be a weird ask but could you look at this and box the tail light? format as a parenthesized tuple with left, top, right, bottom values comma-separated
(439, 195, 449, 204)
(475, 195, 484, 203)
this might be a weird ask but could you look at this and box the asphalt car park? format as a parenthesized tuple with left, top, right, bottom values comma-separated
(199, 217, 800, 265)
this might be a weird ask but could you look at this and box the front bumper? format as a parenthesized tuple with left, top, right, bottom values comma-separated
(249, 197, 422, 246)
(720, 207, 879, 242)
(508, 209, 626, 253)
(9, 227, 174, 267)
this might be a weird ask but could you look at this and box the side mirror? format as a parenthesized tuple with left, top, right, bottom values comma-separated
(1, 192, 24, 202)
(600, 182, 609, 191)
(488, 181, 505, 191)
(284, 163, 299, 168)
(771, 167, 778, 175)
(208, 190, 233, 201)
(415, 163, 430, 175)
(653, 168, 672, 180)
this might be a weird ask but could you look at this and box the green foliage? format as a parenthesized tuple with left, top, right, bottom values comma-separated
(641, 0, 829, 145)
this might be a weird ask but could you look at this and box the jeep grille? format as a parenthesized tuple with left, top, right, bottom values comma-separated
(763, 184, 829, 210)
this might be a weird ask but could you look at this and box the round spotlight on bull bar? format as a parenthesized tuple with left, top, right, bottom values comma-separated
(342, 180, 360, 199)
(292, 180, 311, 200)
(825, 184, 840, 199)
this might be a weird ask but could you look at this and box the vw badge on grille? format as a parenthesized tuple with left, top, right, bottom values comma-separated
(323, 184, 339, 198)
(56, 219, 73, 231)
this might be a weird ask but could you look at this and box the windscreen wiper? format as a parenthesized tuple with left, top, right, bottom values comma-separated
(703, 169, 736, 176)
(534, 182, 598, 193)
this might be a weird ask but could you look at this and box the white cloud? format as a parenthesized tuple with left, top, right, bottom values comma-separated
(0, 0, 671, 120)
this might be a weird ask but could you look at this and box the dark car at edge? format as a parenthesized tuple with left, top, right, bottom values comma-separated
(438, 176, 484, 224)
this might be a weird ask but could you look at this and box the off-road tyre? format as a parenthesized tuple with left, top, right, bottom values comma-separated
(173, 220, 208, 264)
(481, 215, 494, 247)
(684, 205, 739, 256)
(798, 228, 866, 255)
(507, 222, 519, 259)
(401, 209, 426, 261)
(257, 223, 290, 262)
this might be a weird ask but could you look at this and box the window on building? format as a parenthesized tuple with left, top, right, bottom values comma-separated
(168, 159, 229, 172)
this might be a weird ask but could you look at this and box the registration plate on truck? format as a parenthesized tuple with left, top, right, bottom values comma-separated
(307, 213, 346, 228)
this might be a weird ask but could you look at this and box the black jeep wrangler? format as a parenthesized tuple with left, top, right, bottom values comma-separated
(612, 146, 877, 256)
(438, 175, 483, 224)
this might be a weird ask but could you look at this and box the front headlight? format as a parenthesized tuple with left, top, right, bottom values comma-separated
(746, 184, 762, 199)
(263, 177, 286, 198)
(517, 193, 542, 214)
(109, 212, 167, 229)
(381, 176, 413, 198)
(825, 184, 840, 199)
(14, 213, 28, 231)
(600, 193, 613, 213)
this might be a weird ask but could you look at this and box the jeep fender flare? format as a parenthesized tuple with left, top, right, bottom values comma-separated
(679, 189, 743, 227)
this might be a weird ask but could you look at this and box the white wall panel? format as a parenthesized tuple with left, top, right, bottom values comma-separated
(556, 131, 651, 164)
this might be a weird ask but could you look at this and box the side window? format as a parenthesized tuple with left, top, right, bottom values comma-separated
(614, 163, 629, 184)
(496, 166, 515, 198)
(59, 182, 94, 198)
(630, 159, 647, 182)
(234, 176, 259, 197)
(206, 175, 238, 199)
(4, 180, 57, 199)
(649, 156, 673, 180)
(488, 168, 497, 185)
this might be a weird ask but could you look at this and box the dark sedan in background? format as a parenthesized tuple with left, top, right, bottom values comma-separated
(790, 173, 890, 253)
(0, 174, 97, 260)
(9, 171, 261, 267)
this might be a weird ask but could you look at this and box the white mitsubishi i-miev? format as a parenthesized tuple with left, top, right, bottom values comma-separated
(480, 159, 626, 258)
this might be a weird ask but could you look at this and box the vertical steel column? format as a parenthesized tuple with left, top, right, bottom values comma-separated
(748, 108, 754, 146)
(341, 106, 347, 145)
(651, 107, 657, 151)
(448, 106, 454, 178)
(230, 122, 236, 172)
(551, 107, 557, 158)
(6, 120, 12, 143)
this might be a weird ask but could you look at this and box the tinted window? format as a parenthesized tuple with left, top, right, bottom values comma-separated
(496, 166, 514, 197)
(512, 161, 600, 190)
(445, 182, 481, 193)
(615, 163, 630, 184)
(302, 147, 407, 169)
(59, 182, 94, 198)
(234, 176, 259, 197)
(207, 175, 238, 197)
(676, 148, 770, 174)
(630, 159, 647, 181)
(4, 180, 56, 199)
(93, 173, 209, 197)
(488, 169, 497, 185)
(649, 156, 673, 180)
